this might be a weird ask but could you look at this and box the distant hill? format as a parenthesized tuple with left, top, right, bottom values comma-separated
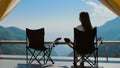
(7, 27, 26, 40)
(0, 26, 25, 40)
(98, 17, 120, 40)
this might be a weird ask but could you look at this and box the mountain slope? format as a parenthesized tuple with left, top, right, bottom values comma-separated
(98, 17, 120, 40)
(0, 26, 26, 40)
(7, 27, 26, 40)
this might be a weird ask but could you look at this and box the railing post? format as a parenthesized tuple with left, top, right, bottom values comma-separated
(106, 45, 108, 62)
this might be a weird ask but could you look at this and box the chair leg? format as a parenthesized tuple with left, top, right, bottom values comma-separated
(26, 48, 29, 68)
(76, 54, 97, 68)
(45, 50, 54, 64)
(26, 48, 28, 64)
(80, 56, 84, 68)
(26, 48, 54, 65)
(74, 50, 78, 68)
(43, 51, 46, 64)
(95, 49, 98, 68)
(27, 49, 42, 65)
(48, 56, 54, 64)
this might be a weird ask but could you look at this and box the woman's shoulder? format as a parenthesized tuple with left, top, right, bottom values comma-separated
(76, 25, 85, 31)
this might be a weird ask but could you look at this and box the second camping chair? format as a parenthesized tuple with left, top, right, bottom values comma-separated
(26, 28, 61, 65)
(64, 27, 102, 68)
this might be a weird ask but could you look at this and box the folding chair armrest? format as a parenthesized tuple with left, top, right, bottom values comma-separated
(53, 37, 61, 44)
(96, 37, 103, 48)
(49, 37, 61, 48)
(64, 38, 74, 48)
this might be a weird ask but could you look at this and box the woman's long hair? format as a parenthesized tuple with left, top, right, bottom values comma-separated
(79, 12, 92, 31)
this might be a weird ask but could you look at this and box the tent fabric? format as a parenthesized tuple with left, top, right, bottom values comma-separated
(99, 0, 120, 16)
(0, 0, 20, 21)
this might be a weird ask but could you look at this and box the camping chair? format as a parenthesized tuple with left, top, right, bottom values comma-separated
(64, 27, 103, 68)
(26, 28, 61, 65)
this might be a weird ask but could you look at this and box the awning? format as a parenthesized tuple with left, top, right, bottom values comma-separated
(99, 0, 120, 16)
(0, 0, 20, 21)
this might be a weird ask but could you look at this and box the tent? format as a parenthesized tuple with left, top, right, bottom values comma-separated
(99, 0, 120, 16)
(0, 0, 20, 21)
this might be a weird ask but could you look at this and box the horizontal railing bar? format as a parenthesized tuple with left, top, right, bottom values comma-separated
(0, 40, 26, 44)
(102, 41, 120, 45)
(0, 40, 120, 45)
(0, 40, 65, 44)
(0, 40, 120, 62)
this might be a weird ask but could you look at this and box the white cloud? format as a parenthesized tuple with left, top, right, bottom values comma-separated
(86, 1, 117, 26)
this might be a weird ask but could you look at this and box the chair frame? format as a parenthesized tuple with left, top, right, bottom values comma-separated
(64, 27, 103, 68)
(26, 28, 61, 66)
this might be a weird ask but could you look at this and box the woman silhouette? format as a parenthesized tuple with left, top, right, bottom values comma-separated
(76, 11, 93, 31)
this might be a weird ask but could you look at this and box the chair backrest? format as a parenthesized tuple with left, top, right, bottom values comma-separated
(26, 28, 45, 50)
(74, 27, 97, 54)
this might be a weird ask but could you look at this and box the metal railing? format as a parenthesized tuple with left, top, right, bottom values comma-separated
(0, 40, 120, 62)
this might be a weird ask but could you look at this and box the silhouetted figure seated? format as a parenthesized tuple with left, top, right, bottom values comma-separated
(64, 11, 103, 68)
(65, 11, 93, 48)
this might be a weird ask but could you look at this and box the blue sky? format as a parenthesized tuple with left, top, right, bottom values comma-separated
(0, 0, 117, 41)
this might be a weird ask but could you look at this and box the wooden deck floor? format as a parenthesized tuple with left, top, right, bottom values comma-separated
(0, 55, 120, 68)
